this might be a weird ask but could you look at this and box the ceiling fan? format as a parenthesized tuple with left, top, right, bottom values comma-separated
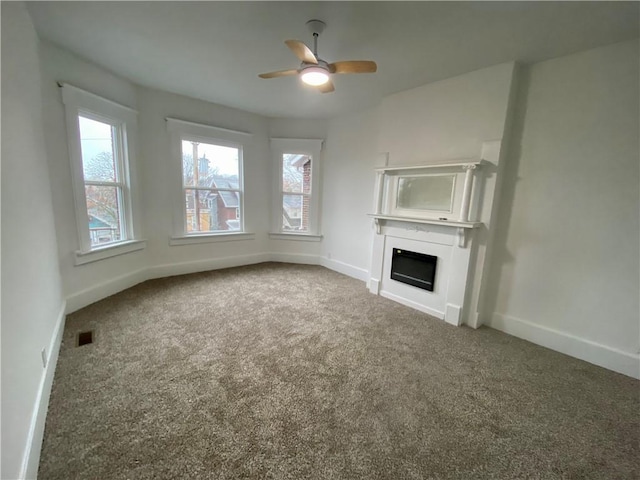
(258, 19, 377, 93)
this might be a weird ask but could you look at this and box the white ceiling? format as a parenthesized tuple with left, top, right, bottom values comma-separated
(27, 1, 639, 119)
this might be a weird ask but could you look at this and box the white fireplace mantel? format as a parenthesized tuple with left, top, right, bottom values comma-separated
(368, 214, 480, 247)
(368, 158, 487, 327)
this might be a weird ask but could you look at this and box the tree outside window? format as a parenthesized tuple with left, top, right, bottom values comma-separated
(79, 116, 126, 246)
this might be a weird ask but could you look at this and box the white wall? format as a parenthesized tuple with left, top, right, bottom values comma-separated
(137, 86, 272, 275)
(268, 117, 327, 140)
(321, 108, 379, 280)
(378, 62, 516, 165)
(1, 3, 66, 478)
(38, 41, 149, 311)
(486, 40, 640, 378)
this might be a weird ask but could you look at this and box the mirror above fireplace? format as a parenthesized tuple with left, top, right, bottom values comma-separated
(372, 159, 485, 225)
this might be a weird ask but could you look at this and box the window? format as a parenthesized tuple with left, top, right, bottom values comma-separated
(166, 117, 253, 244)
(79, 115, 127, 246)
(62, 84, 144, 264)
(270, 138, 322, 238)
(181, 139, 242, 234)
(281, 153, 312, 232)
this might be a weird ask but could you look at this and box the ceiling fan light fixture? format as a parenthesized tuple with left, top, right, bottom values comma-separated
(301, 66, 330, 86)
(258, 19, 377, 93)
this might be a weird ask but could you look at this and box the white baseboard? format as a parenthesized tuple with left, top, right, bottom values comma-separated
(489, 313, 640, 379)
(66, 268, 147, 314)
(269, 252, 321, 265)
(467, 310, 482, 329)
(380, 290, 444, 320)
(445, 304, 462, 326)
(20, 301, 66, 480)
(320, 257, 369, 282)
(147, 253, 270, 280)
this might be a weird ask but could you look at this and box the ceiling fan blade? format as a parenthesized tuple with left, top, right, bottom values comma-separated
(258, 68, 299, 79)
(318, 79, 335, 94)
(329, 61, 377, 74)
(285, 40, 318, 65)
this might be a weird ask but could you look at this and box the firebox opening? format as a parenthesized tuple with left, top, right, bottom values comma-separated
(391, 248, 437, 292)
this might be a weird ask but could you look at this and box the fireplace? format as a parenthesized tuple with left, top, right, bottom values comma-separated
(391, 248, 437, 291)
(368, 141, 501, 327)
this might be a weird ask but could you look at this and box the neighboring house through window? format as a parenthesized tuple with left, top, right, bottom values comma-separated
(61, 84, 144, 264)
(181, 139, 242, 233)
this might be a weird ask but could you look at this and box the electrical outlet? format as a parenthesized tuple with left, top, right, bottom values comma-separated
(41, 348, 47, 368)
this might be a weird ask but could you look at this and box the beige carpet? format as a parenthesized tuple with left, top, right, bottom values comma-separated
(39, 263, 639, 479)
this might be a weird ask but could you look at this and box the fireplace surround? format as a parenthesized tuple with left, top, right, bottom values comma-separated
(367, 141, 502, 327)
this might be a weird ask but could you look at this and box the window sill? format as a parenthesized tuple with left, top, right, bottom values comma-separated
(169, 232, 255, 246)
(75, 240, 146, 266)
(269, 232, 323, 242)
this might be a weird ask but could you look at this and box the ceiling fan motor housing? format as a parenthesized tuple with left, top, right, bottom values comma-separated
(302, 58, 330, 71)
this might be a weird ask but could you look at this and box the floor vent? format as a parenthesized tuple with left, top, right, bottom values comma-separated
(77, 330, 94, 347)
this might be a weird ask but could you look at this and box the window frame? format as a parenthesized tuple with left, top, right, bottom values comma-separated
(61, 84, 144, 263)
(281, 153, 311, 233)
(78, 111, 130, 245)
(270, 138, 323, 238)
(166, 117, 254, 244)
(179, 134, 244, 235)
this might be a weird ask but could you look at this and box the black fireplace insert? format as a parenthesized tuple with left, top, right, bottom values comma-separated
(391, 248, 437, 292)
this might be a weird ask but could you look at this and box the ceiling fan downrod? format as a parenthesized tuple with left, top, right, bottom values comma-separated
(306, 19, 326, 58)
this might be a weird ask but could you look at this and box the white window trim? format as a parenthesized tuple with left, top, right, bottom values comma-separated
(166, 118, 252, 240)
(169, 232, 256, 246)
(270, 138, 323, 238)
(268, 233, 323, 242)
(61, 83, 143, 262)
(74, 240, 146, 266)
